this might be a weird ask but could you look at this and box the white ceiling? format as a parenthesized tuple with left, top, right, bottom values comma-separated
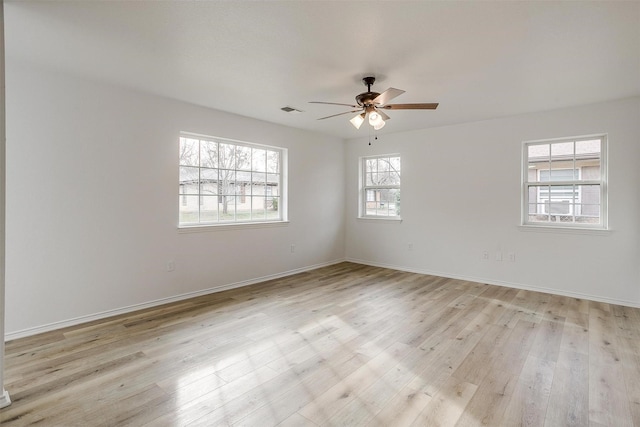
(5, 1, 640, 139)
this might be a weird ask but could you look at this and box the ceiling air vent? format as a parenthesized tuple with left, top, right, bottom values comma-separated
(281, 106, 303, 114)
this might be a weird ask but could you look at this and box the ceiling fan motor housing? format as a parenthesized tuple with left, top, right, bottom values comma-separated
(356, 92, 381, 107)
(356, 76, 379, 107)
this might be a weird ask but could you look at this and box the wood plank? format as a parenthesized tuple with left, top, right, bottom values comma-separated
(501, 355, 555, 427)
(588, 305, 634, 427)
(411, 376, 477, 426)
(544, 349, 588, 427)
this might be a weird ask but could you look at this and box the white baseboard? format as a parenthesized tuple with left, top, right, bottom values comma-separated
(0, 389, 11, 409)
(8, 257, 637, 341)
(5, 258, 346, 341)
(346, 257, 640, 309)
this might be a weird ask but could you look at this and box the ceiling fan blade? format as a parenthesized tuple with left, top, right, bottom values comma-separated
(373, 88, 405, 105)
(309, 101, 359, 108)
(317, 109, 363, 120)
(377, 110, 391, 121)
(382, 103, 439, 110)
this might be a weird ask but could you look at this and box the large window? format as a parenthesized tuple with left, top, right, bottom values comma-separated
(360, 155, 401, 218)
(523, 135, 606, 228)
(179, 134, 285, 226)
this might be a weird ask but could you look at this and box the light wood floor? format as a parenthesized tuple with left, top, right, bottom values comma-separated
(2, 262, 639, 426)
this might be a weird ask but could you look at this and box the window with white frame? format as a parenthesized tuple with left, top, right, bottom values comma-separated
(179, 133, 285, 226)
(523, 135, 606, 228)
(360, 155, 401, 218)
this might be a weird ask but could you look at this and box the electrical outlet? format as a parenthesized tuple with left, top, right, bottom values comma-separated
(509, 253, 516, 262)
(482, 251, 489, 260)
(290, 244, 295, 253)
(166, 260, 175, 272)
(408, 243, 413, 251)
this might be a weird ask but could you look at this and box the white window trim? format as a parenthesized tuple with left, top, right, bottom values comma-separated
(521, 134, 607, 231)
(359, 154, 402, 220)
(178, 132, 288, 228)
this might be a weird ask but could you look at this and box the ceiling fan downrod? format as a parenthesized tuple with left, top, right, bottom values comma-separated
(362, 76, 376, 92)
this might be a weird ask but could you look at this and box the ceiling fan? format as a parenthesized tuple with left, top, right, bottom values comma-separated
(310, 76, 438, 130)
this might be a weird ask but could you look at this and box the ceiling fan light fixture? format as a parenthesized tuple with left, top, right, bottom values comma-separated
(369, 111, 385, 129)
(350, 113, 365, 129)
(373, 119, 386, 130)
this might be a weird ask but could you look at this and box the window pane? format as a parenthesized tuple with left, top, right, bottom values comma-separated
(219, 196, 236, 221)
(267, 173, 279, 187)
(548, 201, 573, 215)
(267, 150, 279, 173)
(179, 195, 199, 223)
(200, 140, 218, 168)
(387, 189, 400, 216)
(528, 143, 550, 161)
(219, 143, 236, 170)
(388, 171, 401, 185)
(576, 139, 601, 157)
(540, 169, 577, 182)
(550, 161, 576, 175)
(365, 172, 375, 186)
(200, 169, 218, 195)
(577, 184, 600, 221)
(580, 163, 600, 180)
(365, 159, 376, 174)
(372, 189, 400, 217)
(365, 189, 377, 215)
(179, 166, 199, 190)
(528, 205, 549, 223)
(179, 137, 199, 166)
(551, 141, 574, 158)
(252, 172, 266, 186)
(266, 197, 280, 219)
(200, 196, 218, 222)
(527, 186, 537, 205)
(377, 158, 390, 173)
(251, 196, 266, 220)
(390, 156, 401, 172)
(250, 173, 266, 197)
(179, 183, 199, 196)
(218, 169, 236, 199)
(527, 166, 540, 183)
(252, 148, 266, 172)
(236, 146, 251, 171)
(235, 196, 250, 220)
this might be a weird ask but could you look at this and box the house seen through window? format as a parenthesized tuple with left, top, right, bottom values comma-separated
(179, 134, 285, 226)
(523, 135, 606, 228)
(361, 154, 401, 218)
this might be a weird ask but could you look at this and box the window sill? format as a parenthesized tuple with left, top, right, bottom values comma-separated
(518, 224, 610, 236)
(357, 216, 402, 222)
(178, 220, 290, 233)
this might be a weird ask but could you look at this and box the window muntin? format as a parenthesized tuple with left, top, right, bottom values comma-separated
(361, 155, 401, 218)
(523, 136, 606, 228)
(179, 134, 285, 226)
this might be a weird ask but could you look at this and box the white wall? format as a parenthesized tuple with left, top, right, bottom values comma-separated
(5, 59, 639, 340)
(4, 60, 345, 338)
(345, 97, 640, 307)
